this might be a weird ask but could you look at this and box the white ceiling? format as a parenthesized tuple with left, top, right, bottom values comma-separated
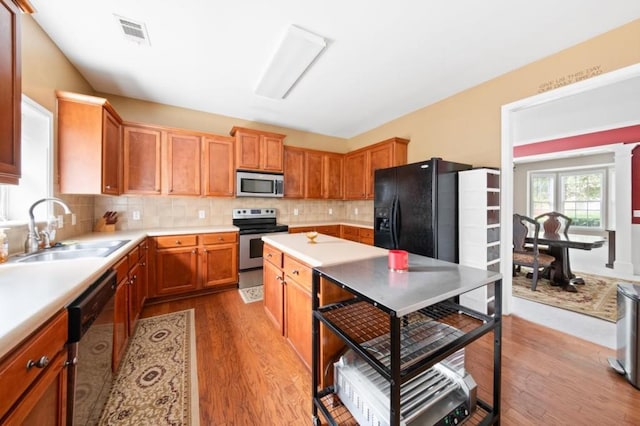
(30, 0, 640, 138)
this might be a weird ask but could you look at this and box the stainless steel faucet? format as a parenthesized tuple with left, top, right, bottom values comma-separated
(25, 197, 73, 253)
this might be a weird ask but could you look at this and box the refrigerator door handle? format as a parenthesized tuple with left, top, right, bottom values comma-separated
(391, 197, 400, 248)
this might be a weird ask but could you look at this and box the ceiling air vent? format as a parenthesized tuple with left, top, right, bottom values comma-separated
(114, 15, 150, 45)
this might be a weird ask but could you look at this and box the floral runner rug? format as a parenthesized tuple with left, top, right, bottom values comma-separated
(239, 285, 264, 304)
(100, 309, 199, 425)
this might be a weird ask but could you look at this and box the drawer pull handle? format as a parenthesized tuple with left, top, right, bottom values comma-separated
(175, 240, 182, 245)
(218, 237, 223, 241)
(267, 253, 272, 258)
(27, 356, 49, 370)
(292, 269, 300, 275)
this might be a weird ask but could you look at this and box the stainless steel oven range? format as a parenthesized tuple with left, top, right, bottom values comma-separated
(233, 208, 288, 285)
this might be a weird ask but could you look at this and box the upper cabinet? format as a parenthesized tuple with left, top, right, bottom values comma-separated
(203, 135, 235, 197)
(122, 124, 162, 195)
(344, 137, 409, 200)
(57, 91, 123, 195)
(283, 146, 344, 200)
(283, 146, 305, 198)
(230, 126, 285, 172)
(165, 131, 201, 196)
(0, 1, 33, 184)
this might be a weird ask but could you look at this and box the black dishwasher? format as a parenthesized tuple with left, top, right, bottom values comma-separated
(66, 269, 117, 426)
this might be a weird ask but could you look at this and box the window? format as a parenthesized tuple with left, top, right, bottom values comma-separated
(0, 96, 53, 223)
(529, 168, 607, 229)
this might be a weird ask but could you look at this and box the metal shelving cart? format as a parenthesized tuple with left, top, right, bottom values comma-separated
(311, 254, 502, 426)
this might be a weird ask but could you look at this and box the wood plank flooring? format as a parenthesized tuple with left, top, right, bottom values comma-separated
(142, 290, 640, 425)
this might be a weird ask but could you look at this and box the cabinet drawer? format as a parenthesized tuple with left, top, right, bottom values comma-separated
(358, 228, 373, 239)
(155, 235, 197, 249)
(128, 245, 140, 267)
(283, 255, 312, 292)
(341, 225, 358, 238)
(289, 226, 314, 234)
(200, 232, 238, 245)
(264, 244, 283, 268)
(0, 310, 68, 418)
(316, 225, 340, 237)
(113, 256, 129, 283)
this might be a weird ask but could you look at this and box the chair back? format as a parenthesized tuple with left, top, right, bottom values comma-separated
(535, 211, 572, 234)
(513, 214, 540, 253)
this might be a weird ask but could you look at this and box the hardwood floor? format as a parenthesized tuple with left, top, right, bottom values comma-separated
(142, 290, 640, 425)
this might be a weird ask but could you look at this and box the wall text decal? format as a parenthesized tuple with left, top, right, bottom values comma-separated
(537, 65, 603, 93)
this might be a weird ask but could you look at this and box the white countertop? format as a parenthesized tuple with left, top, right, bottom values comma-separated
(261, 233, 387, 267)
(0, 225, 237, 360)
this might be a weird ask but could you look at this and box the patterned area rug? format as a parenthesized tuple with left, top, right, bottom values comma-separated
(99, 309, 199, 425)
(512, 269, 623, 322)
(239, 285, 264, 303)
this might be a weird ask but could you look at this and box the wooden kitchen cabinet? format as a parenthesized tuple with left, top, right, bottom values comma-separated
(150, 232, 238, 299)
(200, 232, 238, 288)
(123, 124, 162, 195)
(153, 236, 199, 296)
(230, 126, 285, 172)
(203, 135, 235, 197)
(323, 152, 344, 199)
(285, 273, 313, 369)
(314, 225, 340, 237)
(283, 146, 305, 198)
(57, 91, 123, 195)
(112, 256, 129, 371)
(0, 310, 68, 425)
(0, 0, 31, 185)
(343, 137, 409, 200)
(165, 131, 201, 196)
(340, 225, 373, 245)
(263, 245, 285, 333)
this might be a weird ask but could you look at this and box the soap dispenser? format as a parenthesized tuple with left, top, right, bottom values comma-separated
(0, 228, 8, 263)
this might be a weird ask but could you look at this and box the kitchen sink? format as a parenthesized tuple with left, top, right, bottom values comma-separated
(10, 239, 130, 263)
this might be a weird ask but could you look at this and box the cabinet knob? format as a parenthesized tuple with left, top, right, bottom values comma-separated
(218, 237, 223, 241)
(27, 356, 49, 369)
(105, 185, 111, 189)
(203, 249, 208, 253)
(191, 249, 196, 254)
(64, 357, 78, 368)
(267, 253, 272, 258)
(175, 240, 182, 245)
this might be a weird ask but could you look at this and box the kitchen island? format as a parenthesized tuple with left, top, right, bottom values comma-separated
(261, 233, 387, 379)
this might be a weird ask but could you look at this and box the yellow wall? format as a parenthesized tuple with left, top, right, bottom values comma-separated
(349, 19, 640, 168)
(21, 15, 93, 112)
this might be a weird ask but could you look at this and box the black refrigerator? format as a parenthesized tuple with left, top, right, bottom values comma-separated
(374, 157, 472, 262)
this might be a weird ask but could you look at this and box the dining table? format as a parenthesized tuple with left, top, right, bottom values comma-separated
(525, 232, 606, 292)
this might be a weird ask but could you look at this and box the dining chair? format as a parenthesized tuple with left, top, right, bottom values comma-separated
(513, 213, 556, 291)
(535, 211, 572, 235)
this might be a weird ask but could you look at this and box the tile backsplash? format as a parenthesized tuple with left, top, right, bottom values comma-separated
(3, 195, 372, 255)
(94, 196, 374, 231)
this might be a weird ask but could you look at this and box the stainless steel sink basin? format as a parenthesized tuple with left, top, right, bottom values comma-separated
(10, 239, 130, 263)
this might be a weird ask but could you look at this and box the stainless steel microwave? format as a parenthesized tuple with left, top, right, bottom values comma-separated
(236, 171, 284, 197)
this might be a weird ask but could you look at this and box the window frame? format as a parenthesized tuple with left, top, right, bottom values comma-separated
(528, 166, 608, 231)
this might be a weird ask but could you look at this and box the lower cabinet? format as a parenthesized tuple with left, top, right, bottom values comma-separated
(341, 225, 373, 245)
(150, 232, 238, 299)
(0, 310, 69, 425)
(262, 243, 351, 384)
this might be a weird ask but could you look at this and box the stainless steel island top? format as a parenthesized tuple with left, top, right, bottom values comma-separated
(314, 253, 502, 317)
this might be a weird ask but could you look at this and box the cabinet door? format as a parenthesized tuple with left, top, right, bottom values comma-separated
(201, 243, 238, 288)
(113, 278, 128, 372)
(102, 109, 121, 195)
(285, 279, 312, 370)
(154, 247, 199, 295)
(203, 135, 235, 197)
(343, 151, 367, 199)
(166, 131, 201, 196)
(323, 153, 343, 199)
(127, 261, 142, 336)
(283, 146, 305, 198)
(366, 143, 393, 199)
(123, 125, 161, 194)
(235, 131, 261, 170)
(263, 260, 284, 334)
(0, 0, 21, 184)
(262, 135, 284, 172)
(1, 352, 68, 426)
(304, 150, 323, 199)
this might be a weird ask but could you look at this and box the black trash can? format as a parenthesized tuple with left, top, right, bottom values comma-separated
(608, 283, 640, 389)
